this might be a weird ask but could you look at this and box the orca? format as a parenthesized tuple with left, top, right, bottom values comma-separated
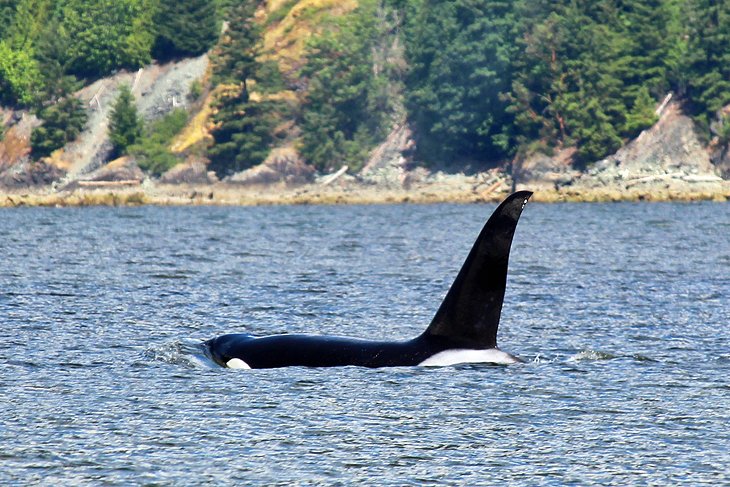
(205, 191, 533, 369)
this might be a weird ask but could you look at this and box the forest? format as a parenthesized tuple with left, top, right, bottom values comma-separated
(1, 0, 730, 177)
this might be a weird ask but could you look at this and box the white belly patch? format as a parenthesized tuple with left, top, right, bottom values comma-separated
(418, 348, 519, 367)
(226, 358, 251, 369)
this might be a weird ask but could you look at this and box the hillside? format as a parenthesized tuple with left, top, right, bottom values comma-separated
(0, 0, 729, 202)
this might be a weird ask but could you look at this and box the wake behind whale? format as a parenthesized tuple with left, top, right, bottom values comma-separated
(205, 191, 533, 369)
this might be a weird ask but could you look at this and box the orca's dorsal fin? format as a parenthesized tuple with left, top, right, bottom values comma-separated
(423, 191, 532, 348)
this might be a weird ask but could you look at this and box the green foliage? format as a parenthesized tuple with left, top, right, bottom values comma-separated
(30, 96, 87, 158)
(624, 86, 659, 137)
(265, 0, 298, 26)
(108, 85, 143, 157)
(208, 91, 284, 176)
(61, 0, 155, 78)
(2, 0, 52, 49)
(683, 0, 730, 133)
(498, 1, 674, 163)
(5, 0, 730, 174)
(129, 108, 188, 176)
(298, 0, 394, 172)
(571, 100, 623, 163)
(208, 0, 283, 177)
(0, 40, 41, 105)
(0, 1, 18, 39)
(405, 0, 517, 165)
(401, 0, 693, 165)
(211, 0, 259, 87)
(153, 0, 219, 60)
(33, 16, 84, 106)
(188, 79, 203, 101)
(0, 0, 156, 105)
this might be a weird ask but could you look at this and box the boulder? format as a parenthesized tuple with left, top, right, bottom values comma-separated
(0, 159, 65, 188)
(227, 147, 314, 186)
(79, 156, 144, 182)
(514, 148, 581, 190)
(159, 156, 218, 184)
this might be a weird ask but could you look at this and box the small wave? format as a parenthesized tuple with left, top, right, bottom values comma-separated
(567, 350, 617, 362)
(529, 353, 560, 364)
(142, 338, 218, 369)
(631, 353, 658, 362)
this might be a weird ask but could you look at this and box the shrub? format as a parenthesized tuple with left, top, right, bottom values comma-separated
(129, 108, 188, 176)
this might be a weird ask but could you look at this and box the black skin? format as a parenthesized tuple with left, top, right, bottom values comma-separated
(205, 334, 456, 369)
(205, 191, 533, 369)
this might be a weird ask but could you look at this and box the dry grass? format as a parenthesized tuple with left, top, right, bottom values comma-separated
(170, 89, 221, 154)
(263, 0, 358, 72)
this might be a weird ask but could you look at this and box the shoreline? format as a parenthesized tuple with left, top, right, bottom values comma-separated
(1, 181, 728, 207)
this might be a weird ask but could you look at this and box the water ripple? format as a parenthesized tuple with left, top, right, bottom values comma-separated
(0, 202, 728, 484)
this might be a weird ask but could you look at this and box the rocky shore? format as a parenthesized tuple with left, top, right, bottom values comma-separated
(1, 173, 727, 208)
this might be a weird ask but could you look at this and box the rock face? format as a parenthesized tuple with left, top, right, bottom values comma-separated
(159, 157, 218, 184)
(711, 146, 730, 179)
(0, 111, 63, 188)
(77, 156, 144, 182)
(1, 56, 209, 188)
(573, 102, 723, 190)
(0, 160, 65, 188)
(59, 54, 209, 179)
(360, 124, 415, 188)
(515, 148, 581, 190)
(511, 102, 725, 194)
(0, 111, 36, 170)
(227, 147, 314, 186)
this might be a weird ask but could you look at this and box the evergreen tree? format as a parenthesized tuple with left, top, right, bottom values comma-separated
(505, 1, 661, 163)
(27, 13, 89, 158)
(405, 0, 518, 165)
(30, 96, 87, 158)
(0, 1, 18, 40)
(33, 16, 81, 106)
(208, 0, 280, 177)
(299, 1, 390, 172)
(108, 84, 143, 157)
(613, 0, 675, 100)
(623, 86, 659, 136)
(505, 6, 566, 149)
(211, 0, 259, 88)
(0, 0, 51, 106)
(61, 0, 155, 78)
(209, 90, 281, 176)
(153, 0, 219, 60)
(3, 0, 51, 49)
(684, 0, 730, 132)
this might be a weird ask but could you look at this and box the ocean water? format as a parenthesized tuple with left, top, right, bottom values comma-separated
(0, 201, 728, 485)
